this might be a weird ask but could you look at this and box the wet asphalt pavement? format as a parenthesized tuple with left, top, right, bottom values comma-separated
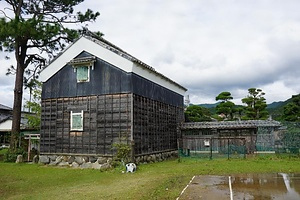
(179, 173, 300, 200)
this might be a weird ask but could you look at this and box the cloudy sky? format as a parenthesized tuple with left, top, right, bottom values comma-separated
(1, 0, 300, 108)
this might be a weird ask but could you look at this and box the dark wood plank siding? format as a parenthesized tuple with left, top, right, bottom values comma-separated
(41, 51, 186, 156)
(42, 52, 184, 107)
(42, 52, 132, 100)
(40, 94, 132, 155)
(131, 74, 184, 107)
(133, 94, 184, 156)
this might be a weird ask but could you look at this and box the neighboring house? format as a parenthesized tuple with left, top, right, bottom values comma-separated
(180, 120, 282, 155)
(0, 104, 13, 144)
(0, 104, 36, 145)
(39, 35, 187, 162)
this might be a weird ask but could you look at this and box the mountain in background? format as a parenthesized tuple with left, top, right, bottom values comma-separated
(267, 96, 295, 120)
(267, 101, 286, 109)
(197, 95, 297, 120)
(199, 102, 220, 108)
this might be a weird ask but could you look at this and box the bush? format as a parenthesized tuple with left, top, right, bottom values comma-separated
(112, 143, 131, 164)
(4, 148, 27, 162)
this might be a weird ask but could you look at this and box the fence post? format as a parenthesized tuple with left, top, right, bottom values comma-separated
(210, 138, 213, 160)
(227, 139, 230, 160)
(243, 139, 246, 159)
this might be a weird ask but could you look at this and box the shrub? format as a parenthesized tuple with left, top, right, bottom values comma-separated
(4, 148, 27, 162)
(112, 143, 131, 165)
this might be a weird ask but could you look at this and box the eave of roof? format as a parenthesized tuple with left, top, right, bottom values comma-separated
(0, 115, 11, 124)
(181, 120, 281, 130)
(83, 36, 187, 91)
(0, 104, 12, 111)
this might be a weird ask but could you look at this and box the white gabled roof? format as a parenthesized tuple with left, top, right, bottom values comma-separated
(39, 36, 187, 95)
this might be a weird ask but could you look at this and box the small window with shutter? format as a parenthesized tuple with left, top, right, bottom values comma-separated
(76, 66, 89, 82)
(69, 56, 96, 83)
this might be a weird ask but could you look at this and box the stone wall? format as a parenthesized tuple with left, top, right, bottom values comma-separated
(39, 155, 112, 170)
(134, 151, 178, 164)
(39, 151, 178, 168)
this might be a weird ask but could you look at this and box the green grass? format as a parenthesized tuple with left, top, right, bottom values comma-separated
(1, 157, 300, 199)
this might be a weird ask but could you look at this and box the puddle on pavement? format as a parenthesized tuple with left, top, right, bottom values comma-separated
(180, 173, 300, 200)
(230, 173, 300, 200)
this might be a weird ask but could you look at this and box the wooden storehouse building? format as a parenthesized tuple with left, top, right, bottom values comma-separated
(39, 35, 187, 163)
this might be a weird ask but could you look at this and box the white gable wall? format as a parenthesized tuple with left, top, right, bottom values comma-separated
(0, 119, 12, 131)
(39, 37, 133, 81)
(40, 36, 186, 95)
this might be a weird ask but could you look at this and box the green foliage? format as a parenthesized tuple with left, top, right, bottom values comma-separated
(0, 0, 100, 152)
(215, 91, 233, 102)
(24, 80, 42, 129)
(4, 147, 27, 162)
(235, 105, 245, 119)
(0, 1, 100, 57)
(215, 91, 235, 120)
(0, 149, 8, 161)
(185, 105, 212, 122)
(242, 88, 268, 120)
(112, 143, 131, 163)
(211, 114, 224, 121)
(216, 101, 236, 120)
(282, 94, 300, 122)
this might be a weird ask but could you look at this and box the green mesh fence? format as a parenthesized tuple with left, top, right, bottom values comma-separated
(256, 126, 275, 152)
(179, 122, 300, 159)
(179, 137, 246, 159)
(274, 122, 300, 155)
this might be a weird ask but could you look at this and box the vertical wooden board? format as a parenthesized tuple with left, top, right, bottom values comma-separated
(41, 93, 134, 155)
(132, 94, 184, 155)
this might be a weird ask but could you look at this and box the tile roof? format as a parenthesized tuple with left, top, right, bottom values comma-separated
(0, 104, 12, 111)
(0, 114, 11, 124)
(84, 35, 187, 91)
(181, 120, 281, 130)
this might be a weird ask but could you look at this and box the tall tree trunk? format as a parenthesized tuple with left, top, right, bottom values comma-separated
(10, 62, 25, 152)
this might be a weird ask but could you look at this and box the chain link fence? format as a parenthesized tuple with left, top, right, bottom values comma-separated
(179, 122, 300, 159)
(274, 122, 300, 155)
(178, 137, 246, 159)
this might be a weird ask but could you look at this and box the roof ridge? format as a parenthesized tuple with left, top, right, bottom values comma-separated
(82, 35, 187, 91)
(0, 104, 12, 110)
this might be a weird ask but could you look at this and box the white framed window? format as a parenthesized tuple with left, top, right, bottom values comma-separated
(70, 110, 84, 131)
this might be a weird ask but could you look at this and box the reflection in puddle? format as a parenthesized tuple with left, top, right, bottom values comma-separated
(231, 173, 300, 200)
(179, 174, 300, 200)
(279, 173, 300, 200)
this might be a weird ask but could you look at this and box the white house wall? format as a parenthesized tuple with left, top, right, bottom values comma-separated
(0, 119, 12, 131)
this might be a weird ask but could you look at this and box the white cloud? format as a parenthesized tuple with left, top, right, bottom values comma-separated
(1, 0, 300, 107)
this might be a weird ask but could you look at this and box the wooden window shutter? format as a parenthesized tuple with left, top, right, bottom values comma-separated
(76, 66, 89, 82)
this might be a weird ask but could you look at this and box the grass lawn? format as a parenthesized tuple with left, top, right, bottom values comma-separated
(1, 156, 300, 200)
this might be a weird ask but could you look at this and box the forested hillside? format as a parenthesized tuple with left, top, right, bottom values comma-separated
(196, 94, 300, 121)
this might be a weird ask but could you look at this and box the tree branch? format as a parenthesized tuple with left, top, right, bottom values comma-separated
(0, 9, 12, 20)
(27, 36, 70, 49)
(16, 0, 23, 17)
(24, 54, 46, 68)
